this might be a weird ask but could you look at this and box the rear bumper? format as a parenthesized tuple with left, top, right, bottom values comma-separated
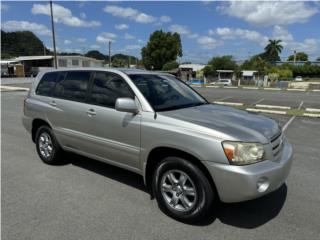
(204, 140, 293, 203)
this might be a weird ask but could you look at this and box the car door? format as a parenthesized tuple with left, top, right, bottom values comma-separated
(47, 70, 95, 152)
(83, 71, 141, 170)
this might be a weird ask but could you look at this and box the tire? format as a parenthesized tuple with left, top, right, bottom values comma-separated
(152, 157, 215, 223)
(35, 125, 63, 165)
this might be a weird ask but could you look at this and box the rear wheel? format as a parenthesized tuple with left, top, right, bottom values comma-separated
(35, 126, 63, 165)
(153, 157, 215, 223)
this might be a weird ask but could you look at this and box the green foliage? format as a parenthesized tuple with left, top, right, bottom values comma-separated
(241, 55, 270, 75)
(162, 60, 179, 71)
(141, 30, 182, 70)
(263, 39, 283, 63)
(204, 55, 238, 76)
(287, 52, 308, 61)
(268, 67, 293, 79)
(1, 30, 49, 58)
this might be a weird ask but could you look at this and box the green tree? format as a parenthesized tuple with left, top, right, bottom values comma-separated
(316, 57, 320, 61)
(1, 30, 50, 58)
(141, 30, 182, 70)
(287, 52, 308, 61)
(241, 55, 270, 76)
(264, 39, 283, 62)
(204, 55, 238, 76)
(85, 50, 107, 61)
(162, 60, 179, 71)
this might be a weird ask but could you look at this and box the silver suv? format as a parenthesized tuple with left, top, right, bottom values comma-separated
(23, 68, 293, 222)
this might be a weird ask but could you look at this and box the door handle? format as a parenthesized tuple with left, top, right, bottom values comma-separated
(86, 109, 96, 116)
(49, 100, 57, 107)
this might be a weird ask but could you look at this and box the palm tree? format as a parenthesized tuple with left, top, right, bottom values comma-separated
(264, 39, 283, 62)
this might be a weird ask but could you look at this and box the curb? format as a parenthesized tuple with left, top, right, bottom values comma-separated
(213, 101, 244, 106)
(287, 89, 306, 92)
(246, 108, 287, 115)
(305, 108, 320, 112)
(303, 113, 320, 118)
(255, 104, 291, 110)
(197, 85, 320, 92)
(0, 86, 30, 91)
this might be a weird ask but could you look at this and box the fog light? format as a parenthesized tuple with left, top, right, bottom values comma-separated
(257, 177, 270, 193)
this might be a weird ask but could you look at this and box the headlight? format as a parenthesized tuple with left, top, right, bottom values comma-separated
(222, 141, 265, 165)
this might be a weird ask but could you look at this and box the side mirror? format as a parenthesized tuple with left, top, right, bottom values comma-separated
(115, 98, 138, 114)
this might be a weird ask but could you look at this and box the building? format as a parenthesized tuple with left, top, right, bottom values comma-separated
(241, 70, 258, 81)
(276, 61, 320, 66)
(4, 55, 104, 77)
(216, 70, 236, 81)
(178, 63, 206, 81)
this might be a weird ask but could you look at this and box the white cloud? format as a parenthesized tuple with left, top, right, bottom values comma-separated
(115, 24, 129, 30)
(169, 24, 198, 39)
(218, 1, 318, 26)
(103, 5, 156, 24)
(1, 20, 51, 36)
(1, 3, 9, 11)
(31, 3, 101, 27)
(197, 36, 220, 49)
(74, 49, 82, 53)
(124, 33, 135, 40)
(125, 45, 141, 50)
(96, 32, 117, 43)
(137, 39, 144, 44)
(212, 27, 268, 46)
(64, 39, 72, 44)
(77, 38, 86, 43)
(160, 15, 171, 23)
(272, 25, 294, 44)
(80, 12, 86, 19)
(90, 44, 101, 49)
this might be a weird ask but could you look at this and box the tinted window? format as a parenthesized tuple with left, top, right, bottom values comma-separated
(89, 72, 134, 108)
(54, 71, 91, 102)
(36, 72, 59, 96)
(129, 74, 206, 111)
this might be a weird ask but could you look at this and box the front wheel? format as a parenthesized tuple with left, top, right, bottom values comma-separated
(152, 157, 215, 223)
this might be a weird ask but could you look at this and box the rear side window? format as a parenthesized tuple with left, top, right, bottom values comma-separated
(36, 72, 59, 96)
(54, 71, 91, 102)
(89, 72, 134, 108)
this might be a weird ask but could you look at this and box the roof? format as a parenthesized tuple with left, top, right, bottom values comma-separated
(241, 70, 258, 77)
(179, 64, 206, 71)
(13, 56, 53, 61)
(0, 60, 20, 64)
(216, 70, 234, 73)
(57, 55, 104, 62)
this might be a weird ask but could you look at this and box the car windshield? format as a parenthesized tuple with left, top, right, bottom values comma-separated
(129, 74, 207, 111)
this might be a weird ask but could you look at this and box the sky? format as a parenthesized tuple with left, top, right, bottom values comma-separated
(1, 1, 320, 63)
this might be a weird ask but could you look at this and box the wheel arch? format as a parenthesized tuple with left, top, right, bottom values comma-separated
(32, 118, 51, 142)
(144, 146, 218, 198)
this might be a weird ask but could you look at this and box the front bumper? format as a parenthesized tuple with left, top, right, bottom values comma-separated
(204, 141, 293, 203)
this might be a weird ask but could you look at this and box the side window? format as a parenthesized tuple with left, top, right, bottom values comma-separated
(90, 72, 134, 108)
(54, 71, 91, 102)
(36, 72, 59, 96)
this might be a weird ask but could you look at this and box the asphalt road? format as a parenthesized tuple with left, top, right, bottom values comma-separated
(2, 91, 320, 240)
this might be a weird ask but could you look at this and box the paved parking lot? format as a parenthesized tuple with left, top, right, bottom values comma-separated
(2, 91, 320, 240)
(196, 88, 320, 109)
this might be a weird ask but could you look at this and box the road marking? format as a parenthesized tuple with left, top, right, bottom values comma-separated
(254, 98, 264, 104)
(223, 86, 238, 89)
(246, 108, 287, 115)
(298, 101, 304, 110)
(216, 96, 232, 101)
(255, 104, 291, 110)
(0, 86, 30, 91)
(312, 89, 320, 92)
(213, 101, 244, 106)
(287, 89, 306, 91)
(305, 108, 320, 112)
(282, 116, 296, 132)
(206, 85, 219, 88)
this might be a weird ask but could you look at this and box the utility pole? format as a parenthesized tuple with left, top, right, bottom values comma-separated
(293, 50, 297, 65)
(108, 41, 111, 67)
(50, 1, 57, 68)
(43, 44, 46, 56)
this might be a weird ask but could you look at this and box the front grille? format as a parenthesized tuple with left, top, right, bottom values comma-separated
(270, 131, 283, 156)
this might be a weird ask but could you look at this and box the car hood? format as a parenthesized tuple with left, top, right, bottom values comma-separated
(159, 104, 280, 143)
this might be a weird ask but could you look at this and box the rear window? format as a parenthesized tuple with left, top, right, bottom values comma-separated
(53, 71, 91, 102)
(36, 72, 59, 96)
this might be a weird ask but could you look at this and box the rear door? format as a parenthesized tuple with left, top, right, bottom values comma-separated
(83, 71, 141, 170)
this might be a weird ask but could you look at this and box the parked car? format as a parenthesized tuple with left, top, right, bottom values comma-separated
(295, 76, 303, 81)
(23, 69, 293, 222)
(211, 79, 232, 86)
